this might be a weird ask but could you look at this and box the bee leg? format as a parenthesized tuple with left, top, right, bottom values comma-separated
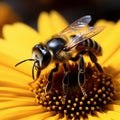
(36, 68, 41, 80)
(45, 63, 59, 93)
(88, 51, 103, 72)
(62, 63, 69, 101)
(78, 54, 88, 97)
(70, 54, 87, 97)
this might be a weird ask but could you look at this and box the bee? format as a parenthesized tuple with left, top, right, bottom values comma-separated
(15, 15, 104, 97)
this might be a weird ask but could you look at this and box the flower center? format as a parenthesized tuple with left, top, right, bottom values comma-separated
(30, 62, 114, 119)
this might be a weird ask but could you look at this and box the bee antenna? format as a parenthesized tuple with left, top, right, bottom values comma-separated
(15, 58, 35, 67)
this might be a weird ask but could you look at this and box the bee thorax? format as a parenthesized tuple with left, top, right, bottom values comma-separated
(54, 51, 71, 62)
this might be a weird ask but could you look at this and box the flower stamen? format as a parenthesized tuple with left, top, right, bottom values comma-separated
(30, 62, 114, 119)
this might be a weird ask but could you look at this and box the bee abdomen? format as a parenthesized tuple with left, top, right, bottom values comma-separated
(81, 39, 102, 55)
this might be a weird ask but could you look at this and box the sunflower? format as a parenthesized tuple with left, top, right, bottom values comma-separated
(0, 11, 120, 120)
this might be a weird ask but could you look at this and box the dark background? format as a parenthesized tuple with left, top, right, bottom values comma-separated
(1, 0, 120, 28)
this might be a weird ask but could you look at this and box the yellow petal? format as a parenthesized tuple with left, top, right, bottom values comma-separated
(50, 10, 68, 34)
(0, 96, 34, 102)
(0, 98, 37, 110)
(112, 73, 120, 99)
(103, 48, 120, 70)
(0, 73, 30, 90)
(37, 11, 55, 38)
(98, 20, 120, 64)
(37, 11, 68, 42)
(45, 113, 60, 120)
(0, 87, 32, 97)
(0, 52, 32, 76)
(0, 93, 24, 98)
(93, 19, 115, 42)
(105, 110, 120, 119)
(88, 114, 101, 120)
(0, 23, 41, 59)
(0, 63, 31, 89)
(20, 111, 55, 120)
(94, 19, 114, 26)
(96, 111, 113, 120)
(0, 79, 29, 91)
(0, 105, 46, 120)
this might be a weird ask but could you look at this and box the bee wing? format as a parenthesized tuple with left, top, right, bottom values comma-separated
(59, 15, 91, 35)
(65, 26, 105, 50)
(80, 26, 105, 39)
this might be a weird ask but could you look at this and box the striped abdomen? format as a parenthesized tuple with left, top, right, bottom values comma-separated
(79, 38, 102, 55)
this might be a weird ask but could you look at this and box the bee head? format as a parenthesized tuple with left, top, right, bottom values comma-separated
(15, 43, 51, 80)
(32, 43, 51, 69)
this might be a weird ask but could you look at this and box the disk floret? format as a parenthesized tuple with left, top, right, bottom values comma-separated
(30, 63, 114, 119)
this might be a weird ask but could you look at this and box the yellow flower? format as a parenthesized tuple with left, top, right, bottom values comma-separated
(0, 10, 120, 120)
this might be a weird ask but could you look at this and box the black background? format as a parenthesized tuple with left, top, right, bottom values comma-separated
(2, 0, 120, 28)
